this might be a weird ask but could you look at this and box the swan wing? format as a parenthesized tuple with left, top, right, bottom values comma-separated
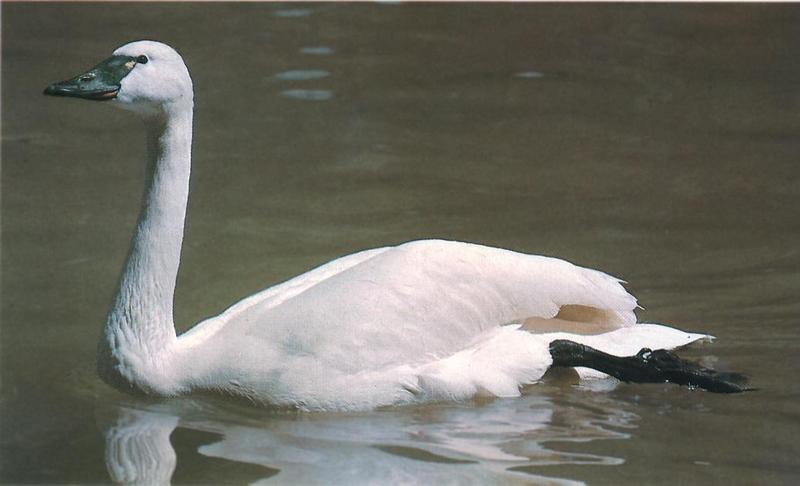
(177, 247, 392, 347)
(219, 240, 638, 373)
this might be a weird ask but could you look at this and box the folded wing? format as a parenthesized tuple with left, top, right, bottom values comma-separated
(215, 240, 638, 373)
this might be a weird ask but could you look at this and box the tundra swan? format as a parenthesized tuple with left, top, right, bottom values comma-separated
(44, 41, 748, 411)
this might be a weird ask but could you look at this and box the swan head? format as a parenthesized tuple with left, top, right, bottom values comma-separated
(44, 40, 193, 115)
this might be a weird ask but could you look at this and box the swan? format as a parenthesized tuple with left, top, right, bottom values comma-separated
(44, 41, 747, 411)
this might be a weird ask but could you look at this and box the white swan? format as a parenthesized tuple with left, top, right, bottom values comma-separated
(44, 41, 740, 411)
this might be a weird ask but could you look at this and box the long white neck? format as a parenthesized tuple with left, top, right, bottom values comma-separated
(98, 101, 193, 393)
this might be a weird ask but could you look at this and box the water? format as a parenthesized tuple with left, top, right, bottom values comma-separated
(2, 2, 800, 484)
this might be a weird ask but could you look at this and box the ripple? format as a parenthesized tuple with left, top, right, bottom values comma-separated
(515, 71, 544, 79)
(300, 46, 335, 56)
(274, 69, 331, 81)
(273, 8, 313, 18)
(280, 89, 334, 101)
(95, 391, 638, 485)
(374, 445, 476, 464)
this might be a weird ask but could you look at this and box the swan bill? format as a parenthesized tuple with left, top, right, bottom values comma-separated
(43, 54, 137, 101)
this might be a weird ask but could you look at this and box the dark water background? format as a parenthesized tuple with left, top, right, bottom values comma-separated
(2, 3, 799, 484)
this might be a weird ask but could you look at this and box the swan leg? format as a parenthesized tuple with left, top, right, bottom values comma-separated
(548, 340, 752, 393)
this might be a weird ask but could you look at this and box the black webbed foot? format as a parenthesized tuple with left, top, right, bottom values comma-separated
(549, 339, 753, 393)
(642, 348, 753, 393)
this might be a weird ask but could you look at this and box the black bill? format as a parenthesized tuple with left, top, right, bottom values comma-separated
(43, 55, 137, 101)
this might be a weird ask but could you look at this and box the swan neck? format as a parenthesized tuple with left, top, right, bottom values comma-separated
(100, 103, 193, 392)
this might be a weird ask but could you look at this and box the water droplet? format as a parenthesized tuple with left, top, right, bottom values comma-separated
(274, 70, 331, 81)
(280, 89, 334, 101)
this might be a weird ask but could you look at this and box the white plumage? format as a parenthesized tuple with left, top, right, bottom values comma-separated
(50, 41, 708, 411)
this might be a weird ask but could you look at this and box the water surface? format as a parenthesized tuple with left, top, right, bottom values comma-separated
(2, 3, 799, 484)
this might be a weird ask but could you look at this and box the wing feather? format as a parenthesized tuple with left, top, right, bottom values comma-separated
(216, 240, 638, 372)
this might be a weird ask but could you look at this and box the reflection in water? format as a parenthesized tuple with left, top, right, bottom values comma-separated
(300, 46, 335, 56)
(100, 391, 637, 485)
(274, 69, 332, 81)
(515, 71, 545, 79)
(280, 89, 334, 101)
(272, 8, 314, 18)
(104, 409, 178, 485)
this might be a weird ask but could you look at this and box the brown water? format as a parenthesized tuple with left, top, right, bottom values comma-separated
(3, 2, 800, 484)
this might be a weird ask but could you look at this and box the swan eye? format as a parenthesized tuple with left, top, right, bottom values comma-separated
(136, 55, 149, 64)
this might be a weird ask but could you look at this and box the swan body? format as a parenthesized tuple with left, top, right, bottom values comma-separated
(46, 41, 712, 411)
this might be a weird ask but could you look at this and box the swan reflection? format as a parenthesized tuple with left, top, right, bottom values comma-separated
(104, 409, 178, 485)
(100, 389, 637, 484)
